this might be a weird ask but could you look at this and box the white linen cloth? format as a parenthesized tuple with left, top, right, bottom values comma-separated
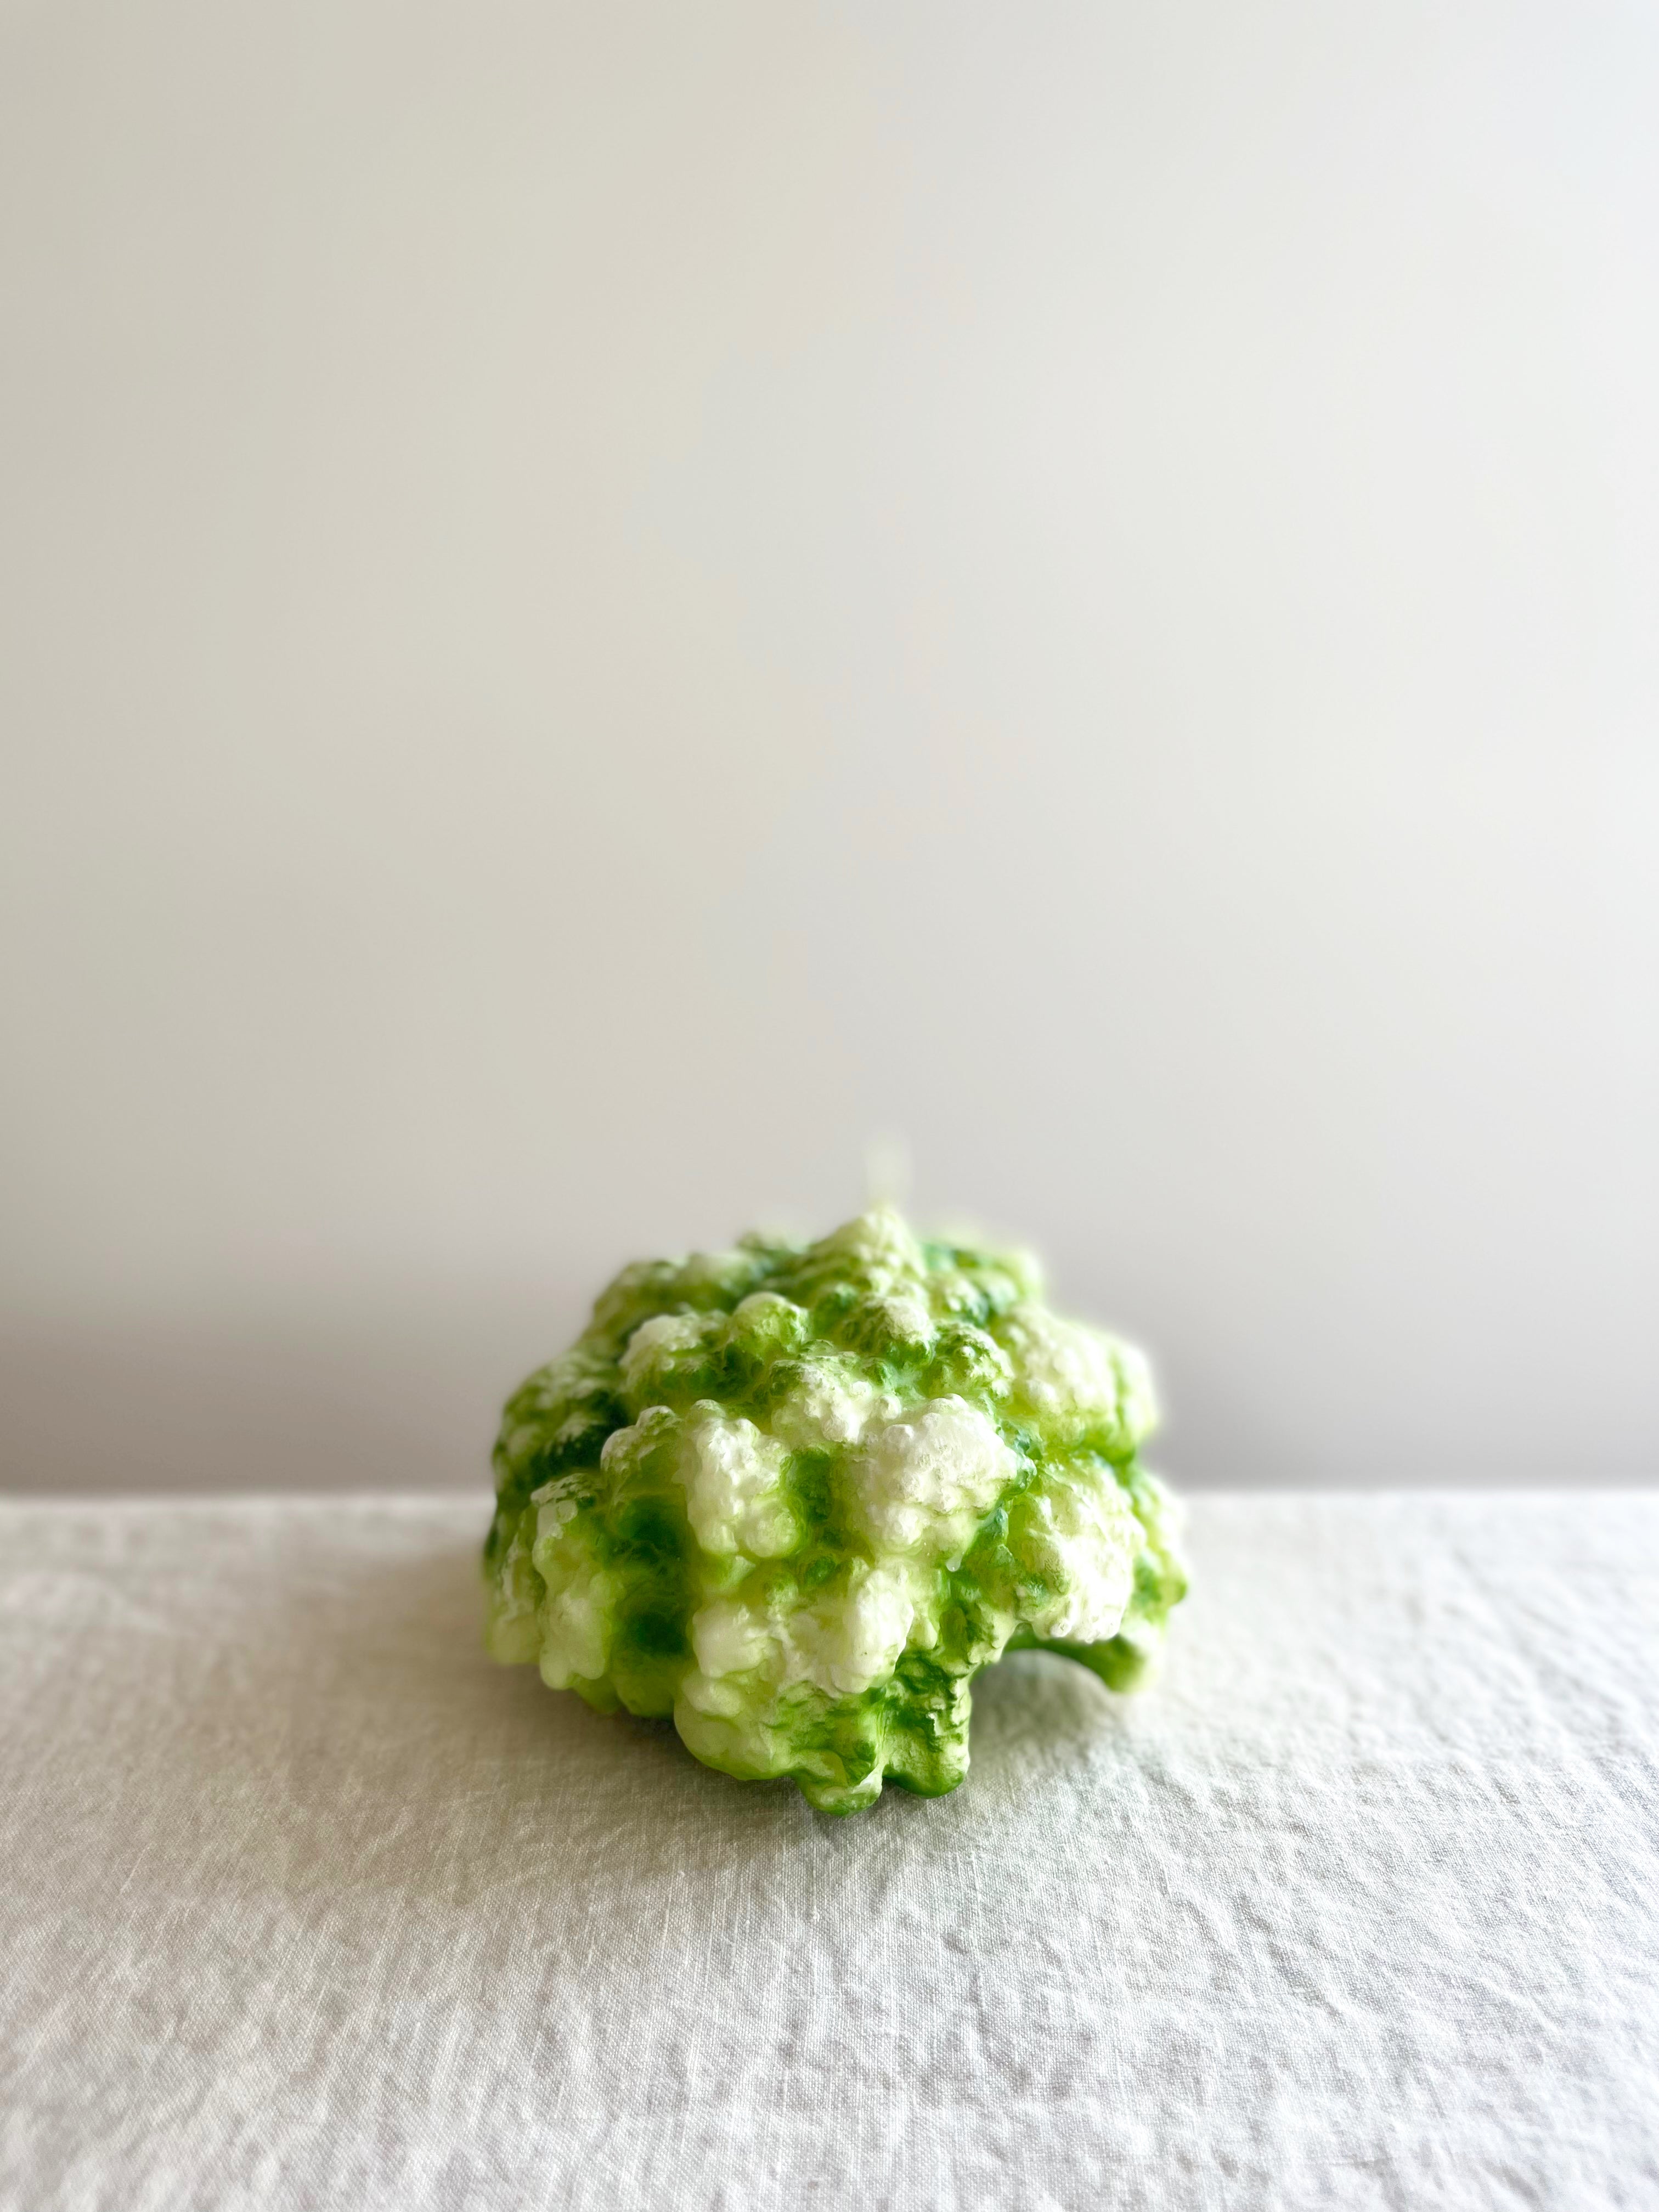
(2, 1492, 1656, 2212)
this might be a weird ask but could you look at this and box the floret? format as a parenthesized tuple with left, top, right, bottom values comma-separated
(483, 1207, 1186, 1813)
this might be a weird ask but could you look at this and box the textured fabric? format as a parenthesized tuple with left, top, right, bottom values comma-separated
(2, 1492, 1656, 2212)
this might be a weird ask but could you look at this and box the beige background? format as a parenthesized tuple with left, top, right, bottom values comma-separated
(3, 0, 1656, 1493)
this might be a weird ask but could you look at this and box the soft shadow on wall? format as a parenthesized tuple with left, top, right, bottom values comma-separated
(4, 1266, 1652, 1497)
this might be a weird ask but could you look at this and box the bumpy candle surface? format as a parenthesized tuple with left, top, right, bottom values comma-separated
(483, 1208, 1186, 1813)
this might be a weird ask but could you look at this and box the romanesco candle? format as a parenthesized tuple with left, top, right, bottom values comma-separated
(484, 1207, 1186, 1813)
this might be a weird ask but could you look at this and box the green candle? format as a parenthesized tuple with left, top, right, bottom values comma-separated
(484, 1207, 1186, 1813)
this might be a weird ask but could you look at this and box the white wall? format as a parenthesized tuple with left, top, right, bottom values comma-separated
(3, 0, 1656, 1492)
